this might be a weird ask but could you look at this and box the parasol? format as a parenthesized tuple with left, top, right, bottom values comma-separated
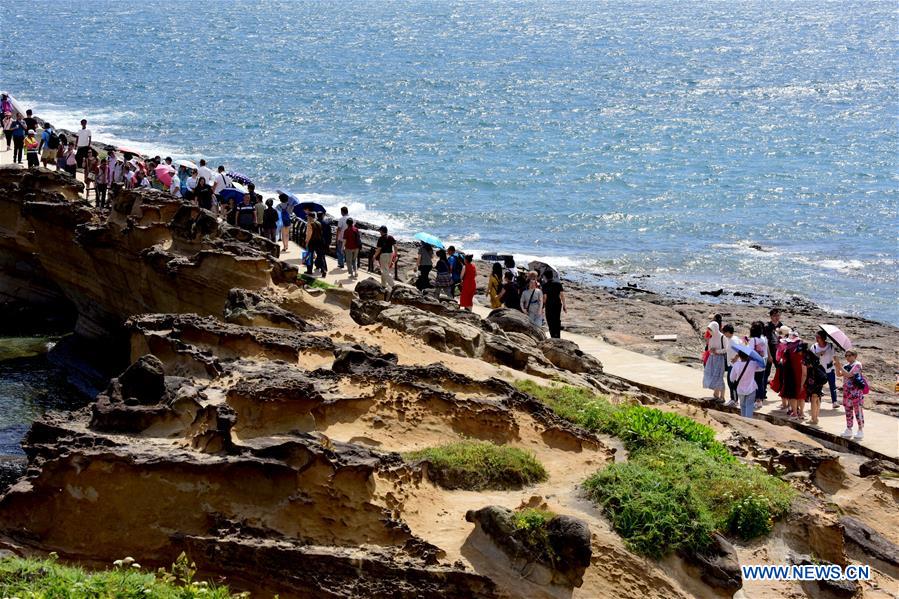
(413, 232, 445, 249)
(819, 324, 853, 351)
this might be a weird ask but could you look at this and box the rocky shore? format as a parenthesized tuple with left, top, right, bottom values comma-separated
(0, 165, 897, 598)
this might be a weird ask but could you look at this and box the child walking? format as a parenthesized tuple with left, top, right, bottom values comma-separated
(837, 350, 866, 440)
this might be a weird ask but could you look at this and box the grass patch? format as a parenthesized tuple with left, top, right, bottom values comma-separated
(0, 552, 243, 598)
(299, 274, 335, 289)
(512, 508, 557, 561)
(516, 381, 795, 557)
(405, 440, 547, 490)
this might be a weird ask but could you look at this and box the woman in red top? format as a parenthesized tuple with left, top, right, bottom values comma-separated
(459, 254, 477, 310)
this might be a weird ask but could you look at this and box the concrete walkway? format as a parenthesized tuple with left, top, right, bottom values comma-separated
(298, 260, 897, 462)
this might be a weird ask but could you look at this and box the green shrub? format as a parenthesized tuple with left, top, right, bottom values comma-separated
(585, 440, 794, 556)
(512, 508, 554, 532)
(515, 381, 794, 556)
(511, 508, 557, 561)
(584, 460, 715, 557)
(405, 440, 547, 490)
(0, 552, 243, 598)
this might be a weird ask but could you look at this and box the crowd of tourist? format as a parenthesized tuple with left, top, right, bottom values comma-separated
(702, 308, 868, 439)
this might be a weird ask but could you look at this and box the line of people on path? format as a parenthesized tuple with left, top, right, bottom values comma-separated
(702, 308, 868, 440)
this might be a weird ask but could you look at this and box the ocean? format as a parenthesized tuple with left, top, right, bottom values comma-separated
(2, 1, 896, 324)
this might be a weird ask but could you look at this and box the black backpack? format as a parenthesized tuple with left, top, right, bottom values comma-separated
(451, 255, 464, 279)
(47, 131, 60, 149)
(263, 207, 279, 228)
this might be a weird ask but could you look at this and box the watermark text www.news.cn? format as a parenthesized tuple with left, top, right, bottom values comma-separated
(742, 564, 870, 581)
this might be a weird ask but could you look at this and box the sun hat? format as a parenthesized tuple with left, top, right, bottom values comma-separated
(27, 129, 34, 134)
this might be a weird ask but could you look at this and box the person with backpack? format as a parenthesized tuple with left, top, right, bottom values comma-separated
(729, 350, 761, 418)
(812, 330, 840, 409)
(277, 195, 292, 252)
(39, 123, 59, 168)
(261, 198, 279, 242)
(342, 218, 362, 278)
(446, 245, 464, 296)
(802, 348, 827, 426)
(24, 130, 40, 168)
(837, 350, 867, 440)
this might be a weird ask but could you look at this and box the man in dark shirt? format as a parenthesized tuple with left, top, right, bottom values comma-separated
(499, 271, 521, 310)
(541, 272, 566, 338)
(374, 225, 396, 290)
(761, 308, 784, 400)
(23, 109, 38, 132)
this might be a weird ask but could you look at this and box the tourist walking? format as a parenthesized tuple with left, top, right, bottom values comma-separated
(39, 123, 58, 167)
(95, 157, 109, 208)
(520, 276, 544, 327)
(541, 271, 566, 338)
(748, 321, 769, 409)
(487, 263, 503, 308)
(237, 194, 257, 232)
(343, 218, 361, 278)
(374, 226, 396, 290)
(415, 241, 434, 291)
(771, 327, 806, 418)
(261, 199, 279, 242)
(2, 111, 14, 151)
(277, 195, 292, 252)
(447, 246, 463, 296)
(74, 119, 91, 168)
(83, 149, 98, 199)
(762, 308, 784, 399)
(499, 271, 521, 310)
(10, 114, 25, 164)
(729, 351, 761, 418)
(63, 143, 77, 176)
(722, 324, 738, 407)
(336, 206, 349, 269)
(802, 348, 827, 426)
(305, 213, 328, 276)
(837, 350, 866, 440)
(702, 321, 727, 400)
(24, 130, 39, 167)
(812, 330, 840, 409)
(433, 249, 453, 298)
(195, 177, 214, 211)
(459, 254, 477, 311)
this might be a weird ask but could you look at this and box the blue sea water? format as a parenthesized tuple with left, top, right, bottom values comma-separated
(2, 1, 897, 323)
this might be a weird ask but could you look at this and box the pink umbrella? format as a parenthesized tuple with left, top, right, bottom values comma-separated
(819, 323, 853, 351)
(155, 164, 174, 186)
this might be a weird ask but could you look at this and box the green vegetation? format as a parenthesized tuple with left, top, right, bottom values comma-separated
(515, 380, 794, 557)
(299, 274, 334, 289)
(511, 508, 557, 561)
(0, 552, 244, 598)
(405, 440, 547, 490)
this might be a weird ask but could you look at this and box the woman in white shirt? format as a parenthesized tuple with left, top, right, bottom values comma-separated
(812, 330, 840, 408)
(748, 321, 768, 408)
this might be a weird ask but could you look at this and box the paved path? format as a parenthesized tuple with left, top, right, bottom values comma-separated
(296, 261, 897, 461)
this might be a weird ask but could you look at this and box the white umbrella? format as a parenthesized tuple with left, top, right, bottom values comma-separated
(175, 159, 197, 170)
(231, 182, 248, 194)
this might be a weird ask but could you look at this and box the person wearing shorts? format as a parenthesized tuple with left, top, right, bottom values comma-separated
(74, 119, 92, 168)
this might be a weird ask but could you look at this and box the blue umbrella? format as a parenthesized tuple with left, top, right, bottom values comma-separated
(276, 189, 301, 207)
(218, 188, 246, 204)
(414, 232, 444, 249)
(729, 341, 766, 368)
(227, 171, 253, 186)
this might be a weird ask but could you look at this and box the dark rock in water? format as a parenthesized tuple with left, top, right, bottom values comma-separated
(748, 243, 769, 252)
(354, 278, 385, 301)
(481, 253, 514, 264)
(700, 289, 724, 297)
(465, 506, 591, 588)
(680, 532, 742, 593)
(0, 458, 26, 494)
(118, 355, 166, 405)
(539, 338, 603, 374)
(486, 308, 545, 342)
(840, 516, 899, 569)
